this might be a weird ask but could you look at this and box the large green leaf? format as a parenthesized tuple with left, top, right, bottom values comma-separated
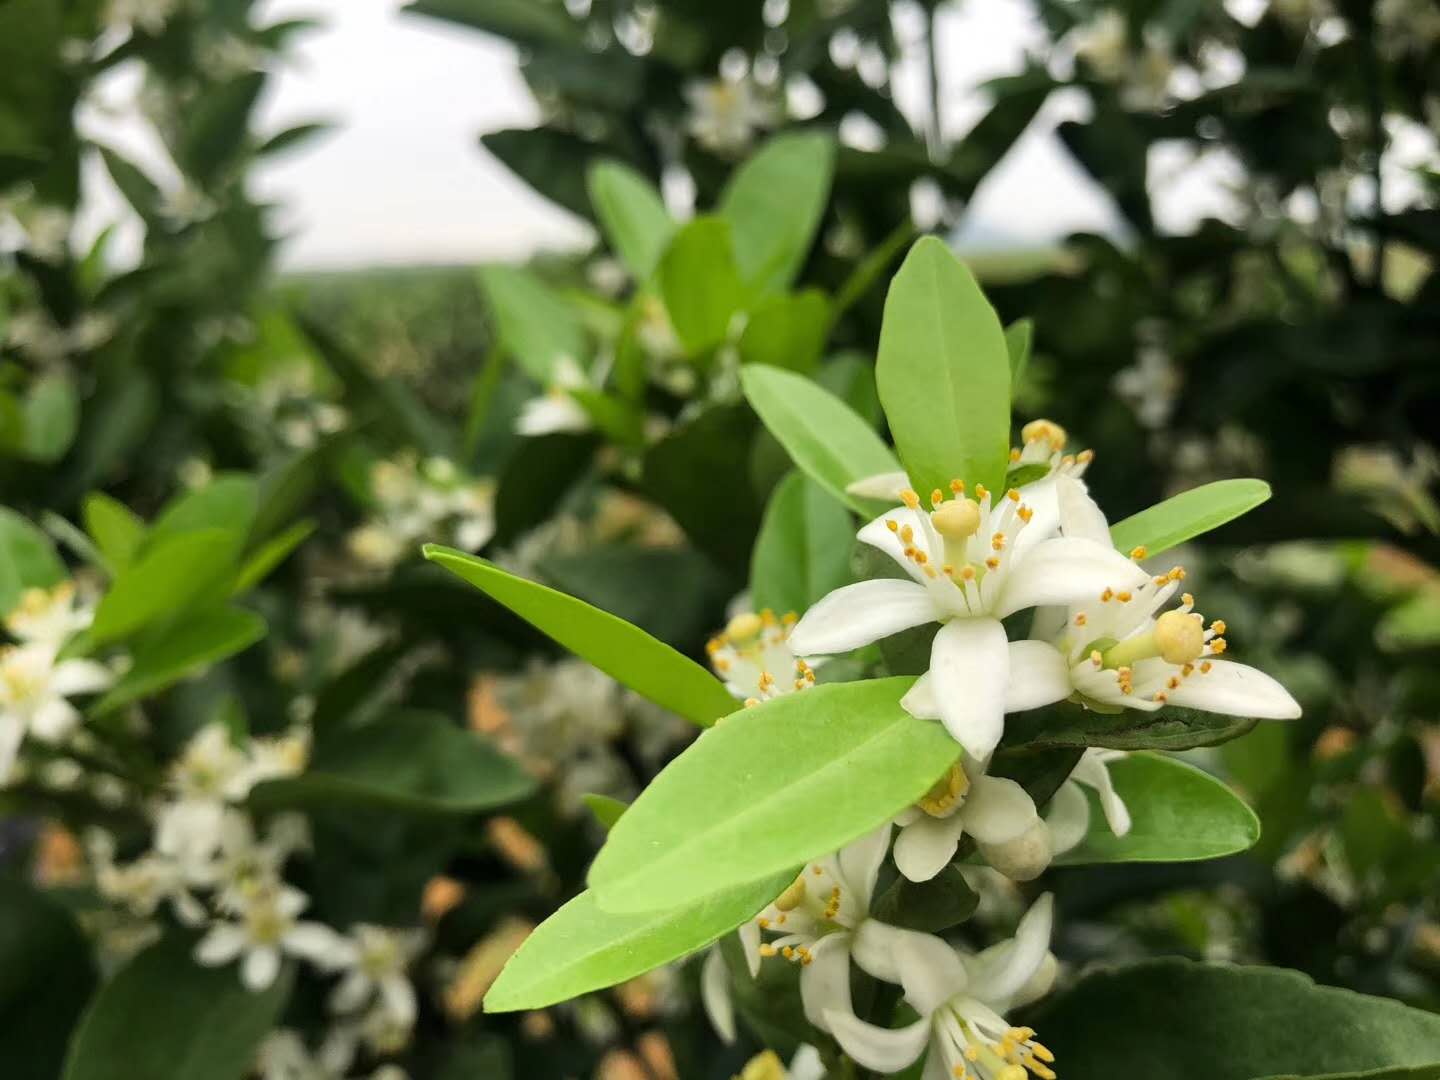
(1004, 701, 1257, 753)
(21, 373, 78, 463)
(63, 934, 289, 1080)
(1110, 479, 1272, 557)
(91, 606, 266, 715)
(89, 529, 243, 645)
(875, 237, 1011, 498)
(0, 880, 96, 1080)
(1054, 752, 1259, 864)
(1005, 318, 1033, 392)
(738, 290, 830, 374)
(587, 161, 673, 280)
(587, 677, 959, 913)
(719, 132, 835, 293)
(424, 546, 737, 726)
(1026, 959, 1440, 1080)
(0, 507, 66, 614)
(658, 217, 747, 353)
(485, 871, 791, 1012)
(144, 476, 259, 554)
(740, 364, 900, 516)
(478, 265, 588, 382)
(252, 711, 535, 814)
(750, 471, 853, 616)
(82, 493, 144, 571)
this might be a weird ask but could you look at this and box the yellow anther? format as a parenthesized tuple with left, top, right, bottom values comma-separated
(1101, 588, 1114, 602)
(997, 1066, 1027, 1080)
(1075, 612, 1088, 626)
(758, 944, 778, 958)
(918, 763, 970, 816)
(975, 483, 989, 501)
(1182, 592, 1195, 606)
(744, 697, 760, 708)
(1017, 505, 1034, 523)
(1130, 545, 1148, 560)
(726, 612, 763, 643)
(757, 916, 770, 928)
(985, 556, 1000, 570)
(1077, 448, 1095, 463)
(1010, 447, 1022, 462)
(1007, 487, 1021, 502)
(1200, 660, 1213, 673)
(991, 532, 1007, 551)
(774, 877, 807, 911)
(959, 565, 976, 581)
(1153, 691, 1168, 703)
(1031, 1041, 1054, 1063)
(950, 479, 966, 494)
(1090, 650, 1103, 667)
(931, 488, 945, 508)
(931, 498, 981, 539)
(900, 524, 915, 543)
(1155, 609, 1205, 665)
(1211, 619, 1227, 635)
(901, 489, 921, 509)
(887, 519, 900, 533)
(1021, 418, 1068, 449)
(1209, 637, 1227, 654)
(1116, 590, 1132, 602)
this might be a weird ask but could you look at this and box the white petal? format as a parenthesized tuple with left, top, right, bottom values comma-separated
(1056, 474, 1111, 546)
(846, 471, 910, 501)
(0, 717, 22, 783)
(516, 394, 591, 436)
(921, 1049, 951, 1080)
(27, 698, 78, 741)
(49, 658, 114, 697)
(243, 946, 281, 992)
(1003, 640, 1072, 712)
(1164, 659, 1302, 720)
(961, 776, 1040, 845)
(893, 813, 967, 883)
(824, 1010, 931, 1073)
(971, 894, 1053, 1007)
(838, 822, 892, 907)
(929, 618, 1009, 759)
(851, 920, 927, 984)
(738, 919, 762, 978)
(788, 1045, 827, 1080)
(857, 507, 931, 585)
(1072, 750, 1132, 836)
(789, 579, 936, 655)
(194, 925, 247, 966)
(799, 932, 854, 1033)
(900, 672, 938, 719)
(1045, 780, 1092, 855)
(330, 970, 372, 1015)
(379, 974, 418, 1027)
(996, 537, 1148, 619)
(1014, 475, 1062, 555)
(701, 948, 736, 1043)
(894, 931, 968, 1016)
(283, 922, 349, 968)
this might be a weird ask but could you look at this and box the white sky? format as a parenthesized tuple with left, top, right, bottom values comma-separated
(76, 0, 1238, 270)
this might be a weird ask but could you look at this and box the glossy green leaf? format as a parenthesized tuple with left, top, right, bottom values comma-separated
(144, 475, 259, 554)
(63, 933, 289, 1080)
(1055, 752, 1259, 864)
(876, 237, 1011, 498)
(1027, 959, 1440, 1080)
(719, 132, 834, 293)
(658, 217, 747, 353)
(253, 711, 534, 814)
(741, 363, 900, 516)
(0, 879, 96, 1080)
(587, 161, 673, 280)
(91, 606, 266, 715)
(1004, 701, 1257, 753)
(478, 265, 588, 382)
(21, 373, 78, 463)
(582, 793, 628, 830)
(82, 493, 144, 571)
(738, 289, 830, 374)
(1110, 479, 1272, 557)
(1005, 317, 1033, 391)
(425, 545, 737, 726)
(588, 677, 959, 913)
(0, 507, 66, 614)
(231, 520, 314, 596)
(89, 529, 243, 645)
(485, 871, 791, 1012)
(750, 471, 853, 616)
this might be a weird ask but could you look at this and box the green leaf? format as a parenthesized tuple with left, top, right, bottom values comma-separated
(63, 933, 289, 1080)
(477, 265, 588, 382)
(587, 677, 959, 913)
(738, 289, 830, 374)
(658, 217, 747, 353)
(872, 864, 978, 933)
(21, 373, 78, 463)
(0, 507, 66, 614)
(179, 72, 265, 185)
(750, 471, 853, 616)
(719, 132, 835, 293)
(145, 475, 259, 554)
(1109, 479, 1272, 558)
(582, 793, 628, 830)
(252, 711, 535, 814)
(89, 529, 243, 645)
(1004, 701, 1257, 753)
(1055, 752, 1259, 864)
(740, 364, 900, 516)
(255, 120, 334, 158)
(82, 493, 144, 571)
(1026, 959, 1440, 1080)
(876, 236, 1011, 498)
(425, 546, 737, 727)
(0, 879, 96, 1080)
(485, 871, 792, 1012)
(1005, 317, 1033, 392)
(587, 161, 673, 280)
(404, 0, 584, 49)
(91, 606, 266, 715)
(231, 520, 314, 596)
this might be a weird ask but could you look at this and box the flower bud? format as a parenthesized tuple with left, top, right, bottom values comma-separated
(977, 819, 1054, 882)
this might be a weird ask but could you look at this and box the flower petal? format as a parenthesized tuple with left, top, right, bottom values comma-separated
(50, 658, 114, 697)
(1072, 749, 1132, 836)
(0, 717, 22, 783)
(283, 922, 350, 969)
(900, 672, 938, 719)
(1163, 659, 1302, 719)
(789, 579, 936, 655)
(243, 945, 281, 992)
(969, 893, 1053, 1008)
(996, 537, 1147, 619)
(701, 948, 736, 1044)
(789, 1045, 827, 1080)
(1045, 780, 1092, 855)
(838, 822, 892, 907)
(857, 507, 931, 585)
(738, 918, 763, 979)
(194, 925, 247, 966)
(961, 776, 1038, 845)
(824, 1010, 931, 1073)
(799, 932, 854, 1032)
(1014, 475, 1062, 555)
(1003, 640, 1072, 712)
(894, 930, 969, 1016)
(1056, 474, 1111, 546)
(893, 813, 967, 883)
(930, 617, 1009, 759)
(846, 471, 910, 501)
(851, 920, 927, 984)
(27, 698, 79, 741)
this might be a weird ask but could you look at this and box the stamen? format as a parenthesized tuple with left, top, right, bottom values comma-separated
(901, 489, 921, 509)
(1129, 545, 1148, 560)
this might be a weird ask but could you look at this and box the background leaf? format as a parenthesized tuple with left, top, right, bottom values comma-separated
(478, 264, 588, 382)
(91, 606, 266, 715)
(658, 217, 747, 353)
(1110, 479, 1272, 557)
(0, 507, 66, 613)
(750, 471, 853, 616)
(719, 132, 835, 293)
(588, 161, 673, 280)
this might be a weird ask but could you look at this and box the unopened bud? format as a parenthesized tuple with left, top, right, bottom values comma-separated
(978, 819, 1054, 882)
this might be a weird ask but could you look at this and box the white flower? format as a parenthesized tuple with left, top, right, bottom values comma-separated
(791, 456, 1147, 760)
(0, 641, 113, 782)
(203, 811, 309, 911)
(516, 356, 593, 437)
(244, 726, 312, 790)
(1047, 749, 1131, 857)
(685, 76, 779, 154)
(88, 829, 207, 926)
(447, 480, 496, 552)
(1113, 344, 1181, 429)
(731, 1048, 827, 1080)
(746, 825, 919, 1034)
(5, 582, 94, 647)
(826, 894, 1059, 1080)
(707, 611, 816, 704)
(1071, 10, 1130, 81)
(329, 924, 426, 1027)
(106, 0, 180, 34)
(196, 883, 351, 992)
(255, 1026, 398, 1080)
(892, 758, 1042, 883)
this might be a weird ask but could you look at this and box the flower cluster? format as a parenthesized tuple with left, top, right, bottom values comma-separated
(348, 454, 495, 570)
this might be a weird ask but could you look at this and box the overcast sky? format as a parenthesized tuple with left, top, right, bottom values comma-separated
(77, 0, 1235, 270)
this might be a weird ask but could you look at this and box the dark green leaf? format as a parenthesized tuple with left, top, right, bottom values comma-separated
(82, 493, 144, 571)
(750, 471, 853, 616)
(658, 217, 747, 354)
(738, 289, 831, 374)
(91, 606, 266, 715)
